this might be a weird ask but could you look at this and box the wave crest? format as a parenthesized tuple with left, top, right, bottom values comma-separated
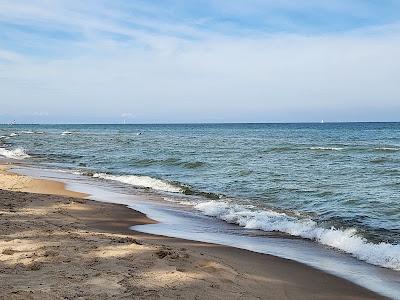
(374, 147, 400, 152)
(194, 200, 400, 270)
(310, 147, 343, 151)
(80, 171, 219, 198)
(0, 147, 30, 160)
(92, 173, 183, 193)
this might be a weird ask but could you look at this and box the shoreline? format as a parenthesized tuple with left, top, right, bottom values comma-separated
(0, 164, 383, 299)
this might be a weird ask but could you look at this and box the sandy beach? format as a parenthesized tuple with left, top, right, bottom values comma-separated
(2, 0, 399, 297)
(0, 164, 382, 299)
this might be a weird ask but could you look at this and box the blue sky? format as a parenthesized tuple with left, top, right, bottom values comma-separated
(1, 0, 400, 123)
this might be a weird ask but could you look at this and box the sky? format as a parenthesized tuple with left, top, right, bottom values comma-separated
(0, 0, 400, 124)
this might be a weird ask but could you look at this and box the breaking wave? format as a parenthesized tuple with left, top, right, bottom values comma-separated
(92, 173, 183, 193)
(61, 131, 73, 136)
(309, 147, 344, 151)
(374, 147, 400, 152)
(0, 147, 30, 160)
(72, 170, 220, 199)
(194, 200, 400, 271)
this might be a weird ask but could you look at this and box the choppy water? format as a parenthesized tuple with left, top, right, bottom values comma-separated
(1, 123, 399, 271)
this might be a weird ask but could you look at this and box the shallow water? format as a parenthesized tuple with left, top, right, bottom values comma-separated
(11, 165, 400, 299)
(1, 123, 399, 271)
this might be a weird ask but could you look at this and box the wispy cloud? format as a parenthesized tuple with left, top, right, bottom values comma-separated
(0, 1, 399, 123)
(0, 49, 25, 63)
(1, 0, 399, 59)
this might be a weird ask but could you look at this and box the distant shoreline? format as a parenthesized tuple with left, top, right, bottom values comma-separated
(1, 121, 400, 126)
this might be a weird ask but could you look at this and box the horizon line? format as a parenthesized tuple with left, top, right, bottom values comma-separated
(1, 121, 400, 126)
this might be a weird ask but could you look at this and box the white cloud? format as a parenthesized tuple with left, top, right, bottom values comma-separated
(0, 1, 399, 122)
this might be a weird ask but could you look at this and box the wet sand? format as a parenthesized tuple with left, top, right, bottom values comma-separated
(0, 164, 382, 299)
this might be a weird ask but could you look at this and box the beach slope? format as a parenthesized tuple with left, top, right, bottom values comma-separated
(0, 165, 381, 299)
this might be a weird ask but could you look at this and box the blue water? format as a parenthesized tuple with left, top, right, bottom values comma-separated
(1, 123, 399, 271)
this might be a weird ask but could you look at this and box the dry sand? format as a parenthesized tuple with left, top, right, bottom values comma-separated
(0, 164, 383, 299)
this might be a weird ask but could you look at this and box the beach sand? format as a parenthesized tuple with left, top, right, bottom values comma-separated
(0, 164, 382, 299)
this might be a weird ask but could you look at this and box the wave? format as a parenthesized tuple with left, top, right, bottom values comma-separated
(9, 133, 18, 137)
(0, 147, 30, 160)
(61, 131, 73, 136)
(374, 147, 400, 152)
(263, 146, 296, 153)
(181, 186, 222, 199)
(369, 157, 390, 164)
(92, 173, 183, 193)
(21, 130, 44, 134)
(77, 170, 219, 198)
(65, 168, 219, 198)
(129, 158, 206, 169)
(193, 200, 400, 271)
(183, 161, 206, 169)
(129, 158, 168, 167)
(45, 153, 84, 160)
(309, 147, 343, 151)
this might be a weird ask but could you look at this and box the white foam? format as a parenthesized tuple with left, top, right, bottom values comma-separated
(9, 133, 18, 137)
(310, 147, 343, 151)
(92, 173, 183, 193)
(193, 200, 400, 271)
(72, 170, 84, 175)
(61, 131, 73, 136)
(21, 131, 34, 134)
(0, 147, 30, 160)
(162, 196, 197, 206)
(0, 135, 6, 139)
(56, 169, 81, 175)
(374, 147, 400, 151)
